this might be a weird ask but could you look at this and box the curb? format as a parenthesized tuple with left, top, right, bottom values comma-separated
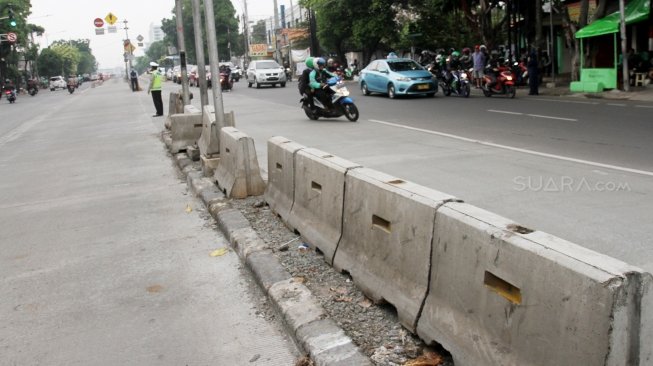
(171, 152, 373, 366)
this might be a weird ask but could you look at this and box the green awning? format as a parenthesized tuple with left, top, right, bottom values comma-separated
(576, 0, 651, 38)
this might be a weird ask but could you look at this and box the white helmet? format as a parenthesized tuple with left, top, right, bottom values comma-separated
(149, 61, 159, 67)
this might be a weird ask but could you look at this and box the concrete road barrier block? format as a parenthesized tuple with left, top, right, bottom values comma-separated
(417, 201, 653, 366)
(198, 107, 236, 157)
(333, 168, 456, 331)
(214, 127, 265, 198)
(169, 113, 203, 153)
(184, 105, 201, 114)
(164, 92, 180, 130)
(287, 148, 360, 264)
(264, 136, 306, 224)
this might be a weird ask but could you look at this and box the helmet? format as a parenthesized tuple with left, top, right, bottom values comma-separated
(327, 58, 334, 67)
(462, 47, 471, 54)
(387, 52, 398, 59)
(314, 57, 326, 70)
(451, 51, 460, 58)
(149, 61, 159, 67)
(305, 57, 314, 69)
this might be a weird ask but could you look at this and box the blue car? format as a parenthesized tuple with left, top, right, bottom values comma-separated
(359, 58, 437, 98)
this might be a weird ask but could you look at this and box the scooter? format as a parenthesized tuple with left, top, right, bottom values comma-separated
(67, 84, 75, 94)
(4, 88, 16, 103)
(220, 71, 233, 91)
(28, 86, 38, 96)
(300, 76, 359, 122)
(481, 66, 516, 98)
(441, 69, 471, 98)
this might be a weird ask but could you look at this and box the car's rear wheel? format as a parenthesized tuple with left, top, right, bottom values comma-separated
(387, 84, 396, 99)
(361, 82, 370, 96)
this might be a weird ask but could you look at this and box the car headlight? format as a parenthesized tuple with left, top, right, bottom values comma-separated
(395, 77, 411, 82)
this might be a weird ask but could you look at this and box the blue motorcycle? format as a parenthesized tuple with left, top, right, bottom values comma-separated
(301, 77, 359, 121)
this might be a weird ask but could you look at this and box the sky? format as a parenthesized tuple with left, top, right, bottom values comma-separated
(28, 0, 284, 70)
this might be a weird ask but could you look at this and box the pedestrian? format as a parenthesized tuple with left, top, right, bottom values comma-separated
(129, 68, 139, 92)
(472, 45, 486, 88)
(147, 62, 163, 117)
(527, 48, 540, 95)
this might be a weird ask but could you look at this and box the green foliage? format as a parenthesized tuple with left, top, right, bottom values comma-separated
(146, 40, 168, 63)
(36, 47, 62, 77)
(161, 0, 242, 64)
(250, 20, 267, 45)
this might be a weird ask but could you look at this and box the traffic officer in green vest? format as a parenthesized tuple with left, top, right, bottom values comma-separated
(147, 62, 163, 117)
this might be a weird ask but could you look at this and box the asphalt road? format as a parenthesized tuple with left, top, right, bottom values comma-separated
(187, 78, 653, 274)
(0, 80, 299, 365)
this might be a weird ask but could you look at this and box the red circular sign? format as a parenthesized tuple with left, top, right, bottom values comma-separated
(94, 18, 104, 28)
(7, 32, 17, 43)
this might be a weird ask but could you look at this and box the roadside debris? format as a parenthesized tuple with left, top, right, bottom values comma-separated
(209, 248, 229, 257)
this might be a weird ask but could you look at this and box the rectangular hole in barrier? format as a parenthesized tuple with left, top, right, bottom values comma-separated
(311, 181, 322, 193)
(484, 271, 522, 304)
(276, 163, 283, 171)
(372, 215, 391, 233)
(225, 148, 230, 154)
(387, 179, 405, 185)
(194, 124, 202, 128)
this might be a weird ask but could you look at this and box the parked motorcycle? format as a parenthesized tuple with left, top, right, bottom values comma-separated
(441, 69, 471, 98)
(4, 88, 16, 103)
(300, 76, 359, 122)
(481, 66, 516, 98)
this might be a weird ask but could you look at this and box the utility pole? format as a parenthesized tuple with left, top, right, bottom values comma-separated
(175, 0, 190, 105)
(203, 0, 226, 129)
(619, 0, 629, 92)
(243, 0, 250, 65)
(191, 0, 208, 109)
(273, 0, 280, 63)
(123, 20, 133, 81)
(290, 0, 295, 28)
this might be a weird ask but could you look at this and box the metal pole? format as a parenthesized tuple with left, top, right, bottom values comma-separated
(203, 0, 226, 129)
(619, 0, 629, 91)
(123, 20, 130, 81)
(550, 0, 555, 82)
(244, 0, 250, 65)
(175, 0, 191, 105)
(191, 0, 209, 109)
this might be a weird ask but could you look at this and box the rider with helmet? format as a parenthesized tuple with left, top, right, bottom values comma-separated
(485, 50, 502, 90)
(447, 50, 462, 88)
(460, 47, 473, 70)
(309, 57, 336, 111)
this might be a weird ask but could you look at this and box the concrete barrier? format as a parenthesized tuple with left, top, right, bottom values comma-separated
(169, 113, 202, 153)
(214, 127, 265, 198)
(417, 201, 653, 366)
(164, 91, 181, 130)
(183, 104, 200, 114)
(264, 136, 306, 224)
(287, 148, 360, 264)
(332, 168, 456, 332)
(198, 106, 235, 158)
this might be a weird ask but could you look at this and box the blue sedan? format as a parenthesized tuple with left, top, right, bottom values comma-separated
(359, 58, 437, 98)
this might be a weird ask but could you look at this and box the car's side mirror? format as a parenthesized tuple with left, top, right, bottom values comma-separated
(379, 69, 389, 74)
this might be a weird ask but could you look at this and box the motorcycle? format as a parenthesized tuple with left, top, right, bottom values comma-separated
(67, 84, 75, 94)
(220, 71, 233, 91)
(441, 69, 471, 98)
(481, 66, 516, 98)
(285, 67, 292, 82)
(300, 76, 359, 122)
(4, 88, 16, 103)
(512, 61, 528, 86)
(28, 86, 38, 96)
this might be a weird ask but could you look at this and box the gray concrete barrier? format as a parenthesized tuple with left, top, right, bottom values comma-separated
(164, 91, 182, 130)
(287, 148, 360, 264)
(417, 201, 653, 366)
(264, 136, 306, 224)
(333, 168, 456, 332)
(214, 127, 265, 198)
(198, 106, 235, 158)
(169, 113, 202, 153)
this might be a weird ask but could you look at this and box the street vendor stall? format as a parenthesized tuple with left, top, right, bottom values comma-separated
(571, 0, 650, 92)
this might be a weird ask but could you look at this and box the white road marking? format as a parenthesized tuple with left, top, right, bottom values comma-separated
(607, 103, 627, 107)
(526, 114, 578, 122)
(487, 109, 523, 115)
(368, 119, 653, 177)
(635, 105, 653, 109)
(531, 98, 599, 105)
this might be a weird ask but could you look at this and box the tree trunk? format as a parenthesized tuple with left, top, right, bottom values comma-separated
(595, 0, 608, 19)
(579, 0, 589, 27)
(535, 0, 543, 49)
(559, 4, 580, 81)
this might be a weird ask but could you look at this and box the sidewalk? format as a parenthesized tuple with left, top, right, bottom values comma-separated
(530, 77, 653, 102)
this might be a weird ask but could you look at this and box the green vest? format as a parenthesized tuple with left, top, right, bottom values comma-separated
(151, 71, 162, 91)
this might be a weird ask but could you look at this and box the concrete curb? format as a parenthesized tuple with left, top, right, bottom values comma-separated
(171, 153, 372, 366)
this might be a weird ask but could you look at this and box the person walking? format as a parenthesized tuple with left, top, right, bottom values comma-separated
(129, 68, 139, 92)
(527, 48, 540, 95)
(147, 62, 163, 117)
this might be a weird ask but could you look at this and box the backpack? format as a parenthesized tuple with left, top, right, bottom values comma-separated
(297, 68, 312, 95)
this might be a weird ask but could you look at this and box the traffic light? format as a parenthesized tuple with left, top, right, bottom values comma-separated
(8, 6, 17, 28)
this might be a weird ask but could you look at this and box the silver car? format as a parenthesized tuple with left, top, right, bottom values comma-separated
(246, 60, 286, 88)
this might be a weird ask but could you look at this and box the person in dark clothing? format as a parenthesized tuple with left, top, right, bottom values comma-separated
(308, 57, 336, 111)
(527, 49, 539, 95)
(129, 69, 139, 92)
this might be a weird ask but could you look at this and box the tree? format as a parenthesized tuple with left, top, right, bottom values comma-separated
(250, 20, 267, 44)
(36, 47, 63, 77)
(1, 0, 33, 82)
(146, 40, 168, 63)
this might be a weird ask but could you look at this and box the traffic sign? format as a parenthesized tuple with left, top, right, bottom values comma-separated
(95, 28, 105, 35)
(107, 26, 117, 33)
(7, 32, 17, 43)
(105, 12, 118, 25)
(136, 34, 144, 42)
(94, 18, 104, 28)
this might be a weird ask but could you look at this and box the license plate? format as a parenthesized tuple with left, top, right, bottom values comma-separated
(417, 84, 429, 90)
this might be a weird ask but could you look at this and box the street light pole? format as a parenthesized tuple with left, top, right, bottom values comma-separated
(619, 0, 629, 91)
(191, 0, 209, 109)
(175, 0, 191, 105)
(203, 0, 226, 129)
(123, 20, 132, 81)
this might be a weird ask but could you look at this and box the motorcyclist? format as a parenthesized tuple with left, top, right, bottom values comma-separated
(3, 79, 16, 99)
(298, 57, 315, 108)
(460, 48, 473, 70)
(309, 57, 336, 112)
(485, 50, 502, 90)
(447, 51, 462, 88)
(67, 75, 78, 89)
